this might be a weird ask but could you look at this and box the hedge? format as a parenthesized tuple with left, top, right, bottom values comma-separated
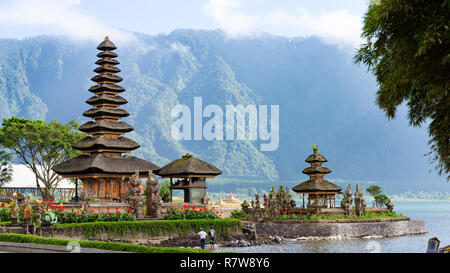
(0, 221, 11, 226)
(0, 233, 210, 253)
(55, 219, 242, 239)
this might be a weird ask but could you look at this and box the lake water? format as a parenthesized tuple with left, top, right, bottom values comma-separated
(216, 201, 450, 253)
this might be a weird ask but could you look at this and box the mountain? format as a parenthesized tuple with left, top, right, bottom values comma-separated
(0, 30, 446, 194)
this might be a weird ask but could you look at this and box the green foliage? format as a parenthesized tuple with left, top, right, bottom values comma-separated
(0, 233, 210, 253)
(0, 207, 11, 222)
(366, 185, 382, 199)
(354, 0, 450, 179)
(374, 194, 391, 208)
(0, 117, 86, 198)
(365, 185, 392, 207)
(168, 206, 220, 220)
(230, 210, 247, 219)
(55, 219, 242, 239)
(159, 179, 171, 202)
(0, 150, 12, 187)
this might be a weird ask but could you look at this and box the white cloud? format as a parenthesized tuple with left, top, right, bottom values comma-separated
(0, 0, 136, 44)
(169, 42, 191, 55)
(204, 0, 259, 38)
(204, 0, 363, 48)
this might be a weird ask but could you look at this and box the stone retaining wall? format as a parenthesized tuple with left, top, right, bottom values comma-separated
(253, 219, 426, 238)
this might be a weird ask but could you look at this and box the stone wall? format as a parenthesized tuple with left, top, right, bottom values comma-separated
(253, 219, 426, 239)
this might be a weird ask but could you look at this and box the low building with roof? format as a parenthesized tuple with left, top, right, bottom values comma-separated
(292, 145, 342, 208)
(156, 153, 221, 205)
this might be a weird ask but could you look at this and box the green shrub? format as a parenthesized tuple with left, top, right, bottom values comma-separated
(230, 210, 247, 219)
(0, 207, 11, 221)
(0, 233, 209, 253)
(55, 219, 242, 239)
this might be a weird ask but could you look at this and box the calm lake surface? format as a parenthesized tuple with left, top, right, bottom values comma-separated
(217, 201, 450, 253)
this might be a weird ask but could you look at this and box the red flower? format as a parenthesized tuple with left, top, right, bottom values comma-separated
(182, 211, 186, 214)
(115, 207, 119, 210)
(107, 212, 109, 215)
(192, 206, 196, 209)
(212, 207, 215, 210)
(116, 211, 120, 214)
(300, 211, 303, 214)
(106, 206, 110, 210)
(183, 205, 187, 208)
(277, 210, 280, 214)
(76, 211, 80, 214)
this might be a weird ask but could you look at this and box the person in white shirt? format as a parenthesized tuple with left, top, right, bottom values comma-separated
(198, 228, 207, 249)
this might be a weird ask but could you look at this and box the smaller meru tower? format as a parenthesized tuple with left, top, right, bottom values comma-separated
(53, 37, 159, 202)
(292, 145, 342, 208)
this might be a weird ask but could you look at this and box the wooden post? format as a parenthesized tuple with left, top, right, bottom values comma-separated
(169, 178, 173, 203)
(75, 178, 79, 202)
(302, 193, 305, 209)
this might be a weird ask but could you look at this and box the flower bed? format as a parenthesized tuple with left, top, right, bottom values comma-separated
(168, 205, 221, 220)
(0, 233, 210, 253)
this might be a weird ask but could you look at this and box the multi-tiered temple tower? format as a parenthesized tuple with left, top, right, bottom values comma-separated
(292, 145, 342, 208)
(53, 37, 159, 202)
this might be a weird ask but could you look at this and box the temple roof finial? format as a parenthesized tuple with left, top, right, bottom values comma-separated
(105, 36, 109, 41)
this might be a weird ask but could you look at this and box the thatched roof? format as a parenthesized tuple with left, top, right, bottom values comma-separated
(157, 154, 222, 177)
(91, 74, 123, 83)
(305, 145, 327, 163)
(97, 51, 118, 58)
(52, 154, 159, 176)
(96, 37, 117, 51)
(93, 66, 121, 74)
(302, 166, 332, 175)
(95, 58, 120, 66)
(72, 136, 140, 151)
(88, 84, 125, 93)
(83, 107, 129, 118)
(79, 121, 133, 134)
(292, 180, 342, 193)
(86, 94, 127, 106)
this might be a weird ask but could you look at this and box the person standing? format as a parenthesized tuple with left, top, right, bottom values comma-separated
(208, 225, 216, 249)
(198, 228, 207, 249)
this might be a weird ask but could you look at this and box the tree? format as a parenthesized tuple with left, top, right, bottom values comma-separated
(366, 185, 382, 199)
(0, 150, 12, 187)
(374, 194, 391, 208)
(159, 179, 171, 202)
(0, 117, 85, 199)
(354, 0, 450, 180)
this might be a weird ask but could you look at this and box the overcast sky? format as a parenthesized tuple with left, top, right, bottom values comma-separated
(0, 0, 370, 48)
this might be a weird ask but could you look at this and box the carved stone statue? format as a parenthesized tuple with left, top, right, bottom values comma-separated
(354, 184, 366, 216)
(241, 199, 250, 214)
(341, 184, 353, 215)
(79, 191, 92, 216)
(146, 170, 162, 218)
(122, 171, 144, 219)
(386, 198, 394, 212)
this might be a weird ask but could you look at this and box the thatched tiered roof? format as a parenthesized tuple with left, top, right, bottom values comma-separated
(157, 154, 222, 178)
(53, 37, 159, 177)
(292, 146, 341, 194)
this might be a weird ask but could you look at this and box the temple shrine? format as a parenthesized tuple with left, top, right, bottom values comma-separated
(53, 37, 159, 202)
(156, 154, 221, 205)
(292, 145, 342, 208)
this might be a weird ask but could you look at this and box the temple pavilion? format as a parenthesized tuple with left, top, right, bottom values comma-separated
(53, 37, 159, 202)
(292, 146, 342, 208)
(156, 154, 221, 205)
